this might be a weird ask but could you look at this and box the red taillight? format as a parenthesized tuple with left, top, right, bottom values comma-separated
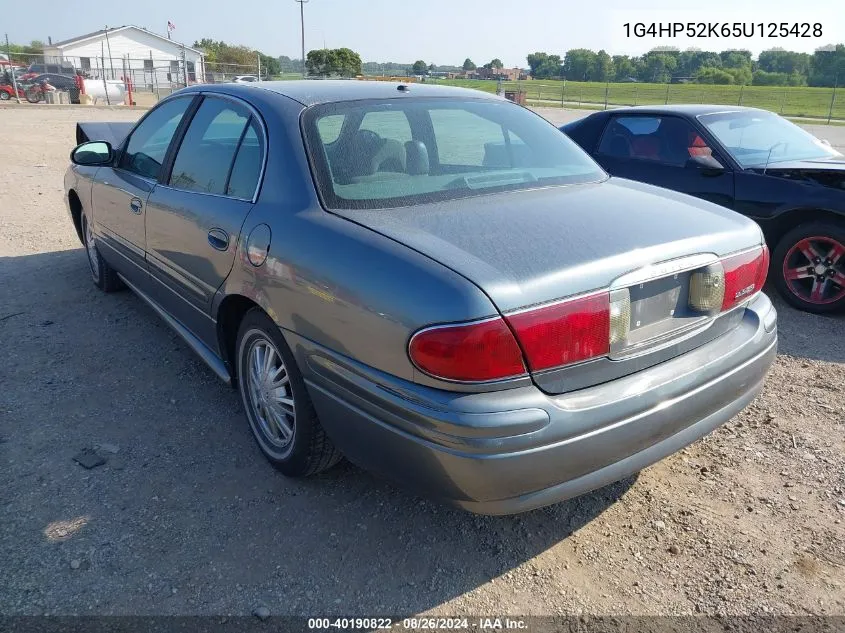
(505, 292, 610, 372)
(721, 245, 769, 311)
(408, 317, 526, 382)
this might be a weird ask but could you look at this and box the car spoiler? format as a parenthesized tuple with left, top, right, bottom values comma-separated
(75, 122, 134, 147)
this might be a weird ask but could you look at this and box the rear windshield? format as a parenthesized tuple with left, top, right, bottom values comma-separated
(302, 97, 606, 210)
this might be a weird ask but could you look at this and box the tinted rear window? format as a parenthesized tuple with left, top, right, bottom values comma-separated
(302, 98, 605, 210)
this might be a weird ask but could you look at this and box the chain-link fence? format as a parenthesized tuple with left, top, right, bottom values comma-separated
(429, 77, 844, 122)
(2, 49, 266, 104)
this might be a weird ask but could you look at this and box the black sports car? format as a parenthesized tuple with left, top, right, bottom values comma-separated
(562, 105, 845, 313)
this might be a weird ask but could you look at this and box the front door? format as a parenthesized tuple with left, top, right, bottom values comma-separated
(92, 96, 194, 287)
(144, 95, 265, 343)
(595, 114, 736, 209)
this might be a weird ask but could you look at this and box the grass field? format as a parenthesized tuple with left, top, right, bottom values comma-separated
(429, 78, 845, 121)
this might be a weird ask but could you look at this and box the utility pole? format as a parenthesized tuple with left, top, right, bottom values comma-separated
(104, 26, 115, 79)
(4, 33, 21, 103)
(294, 0, 309, 77)
(257, 52, 261, 79)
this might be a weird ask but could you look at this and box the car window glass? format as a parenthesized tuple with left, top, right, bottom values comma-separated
(599, 115, 711, 167)
(304, 99, 605, 210)
(698, 112, 841, 167)
(226, 119, 264, 199)
(359, 110, 412, 144)
(317, 114, 345, 144)
(169, 98, 250, 195)
(431, 109, 511, 166)
(120, 97, 192, 179)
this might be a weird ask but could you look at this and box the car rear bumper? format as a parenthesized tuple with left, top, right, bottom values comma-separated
(297, 293, 777, 515)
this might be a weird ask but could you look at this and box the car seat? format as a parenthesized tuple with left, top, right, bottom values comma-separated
(334, 129, 407, 183)
(630, 136, 661, 161)
(405, 140, 430, 175)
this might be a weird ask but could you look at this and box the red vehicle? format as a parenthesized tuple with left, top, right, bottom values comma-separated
(25, 79, 56, 103)
(0, 84, 24, 100)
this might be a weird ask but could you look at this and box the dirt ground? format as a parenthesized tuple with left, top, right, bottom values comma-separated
(0, 105, 844, 620)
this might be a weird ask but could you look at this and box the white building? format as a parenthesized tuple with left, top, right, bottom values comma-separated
(42, 26, 205, 89)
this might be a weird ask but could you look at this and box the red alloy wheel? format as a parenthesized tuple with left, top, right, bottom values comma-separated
(782, 235, 845, 305)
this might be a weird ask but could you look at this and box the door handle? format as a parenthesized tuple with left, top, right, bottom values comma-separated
(129, 197, 143, 214)
(207, 228, 229, 251)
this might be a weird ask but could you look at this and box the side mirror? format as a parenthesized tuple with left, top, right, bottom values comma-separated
(71, 141, 113, 166)
(685, 154, 725, 174)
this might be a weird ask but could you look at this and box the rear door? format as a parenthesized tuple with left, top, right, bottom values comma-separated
(91, 95, 194, 288)
(595, 114, 736, 209)
(144, 94, 264, 339)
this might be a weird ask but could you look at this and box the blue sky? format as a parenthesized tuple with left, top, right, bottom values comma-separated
(3, 0, 843, 66)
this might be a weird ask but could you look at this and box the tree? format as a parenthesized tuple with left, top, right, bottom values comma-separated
(412, 60, 428, 74)
(489, 58, 503, 69)
(694, 67, 736, 84)
(306, 48, 362, 77)
(752, 70, 789, 86)
(463, 58, 476, 71)
(809, 44, 845, 87)
(639, 51, 678, 82)
(594, 50, 614, 82)
(258, 53, 280, 77)
(278, 55, 302, 74)
(612, 55, 637, 81)
(527, 52, 550, 77)
(758, 48, 810, 76)
(3, 39, 46, 64)
(676, 49, 722, 78)
(526, 52, 563, 79)
(194, 38, 283, 76)
(564, 49, 598, 81)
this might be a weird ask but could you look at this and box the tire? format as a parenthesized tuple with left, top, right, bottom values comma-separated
(771, 221, 845, 314)
(81, 212, 123, 292)
(25, 88, 42, 103)
(235, 308, 343, 476)
(0, 91, 10, 101)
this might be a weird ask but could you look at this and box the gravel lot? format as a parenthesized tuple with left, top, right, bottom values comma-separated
(1, 105, 844, 619)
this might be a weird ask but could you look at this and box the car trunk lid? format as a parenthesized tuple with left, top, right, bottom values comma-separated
(332, 178, 765, 392)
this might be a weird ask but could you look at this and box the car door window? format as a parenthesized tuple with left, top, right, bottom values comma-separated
(119, 97, 192, 180)
(599, 115, 713, 167)
(169, 97, 251, 195)
(429, 108, 527, 168)
(226, 119, 264, 199)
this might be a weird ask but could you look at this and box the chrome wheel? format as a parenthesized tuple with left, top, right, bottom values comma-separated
(782, 235, 845, 305)
(245, 336, 295, 448)
(83, 216, 100, 283)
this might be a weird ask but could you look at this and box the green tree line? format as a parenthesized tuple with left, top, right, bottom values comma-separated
(526, 46, 845, 87)
(192, 39, 282, 77)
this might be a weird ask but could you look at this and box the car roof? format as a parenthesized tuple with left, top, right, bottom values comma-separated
(191, 79, 502, 106)
(592, 104, 770, 117)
